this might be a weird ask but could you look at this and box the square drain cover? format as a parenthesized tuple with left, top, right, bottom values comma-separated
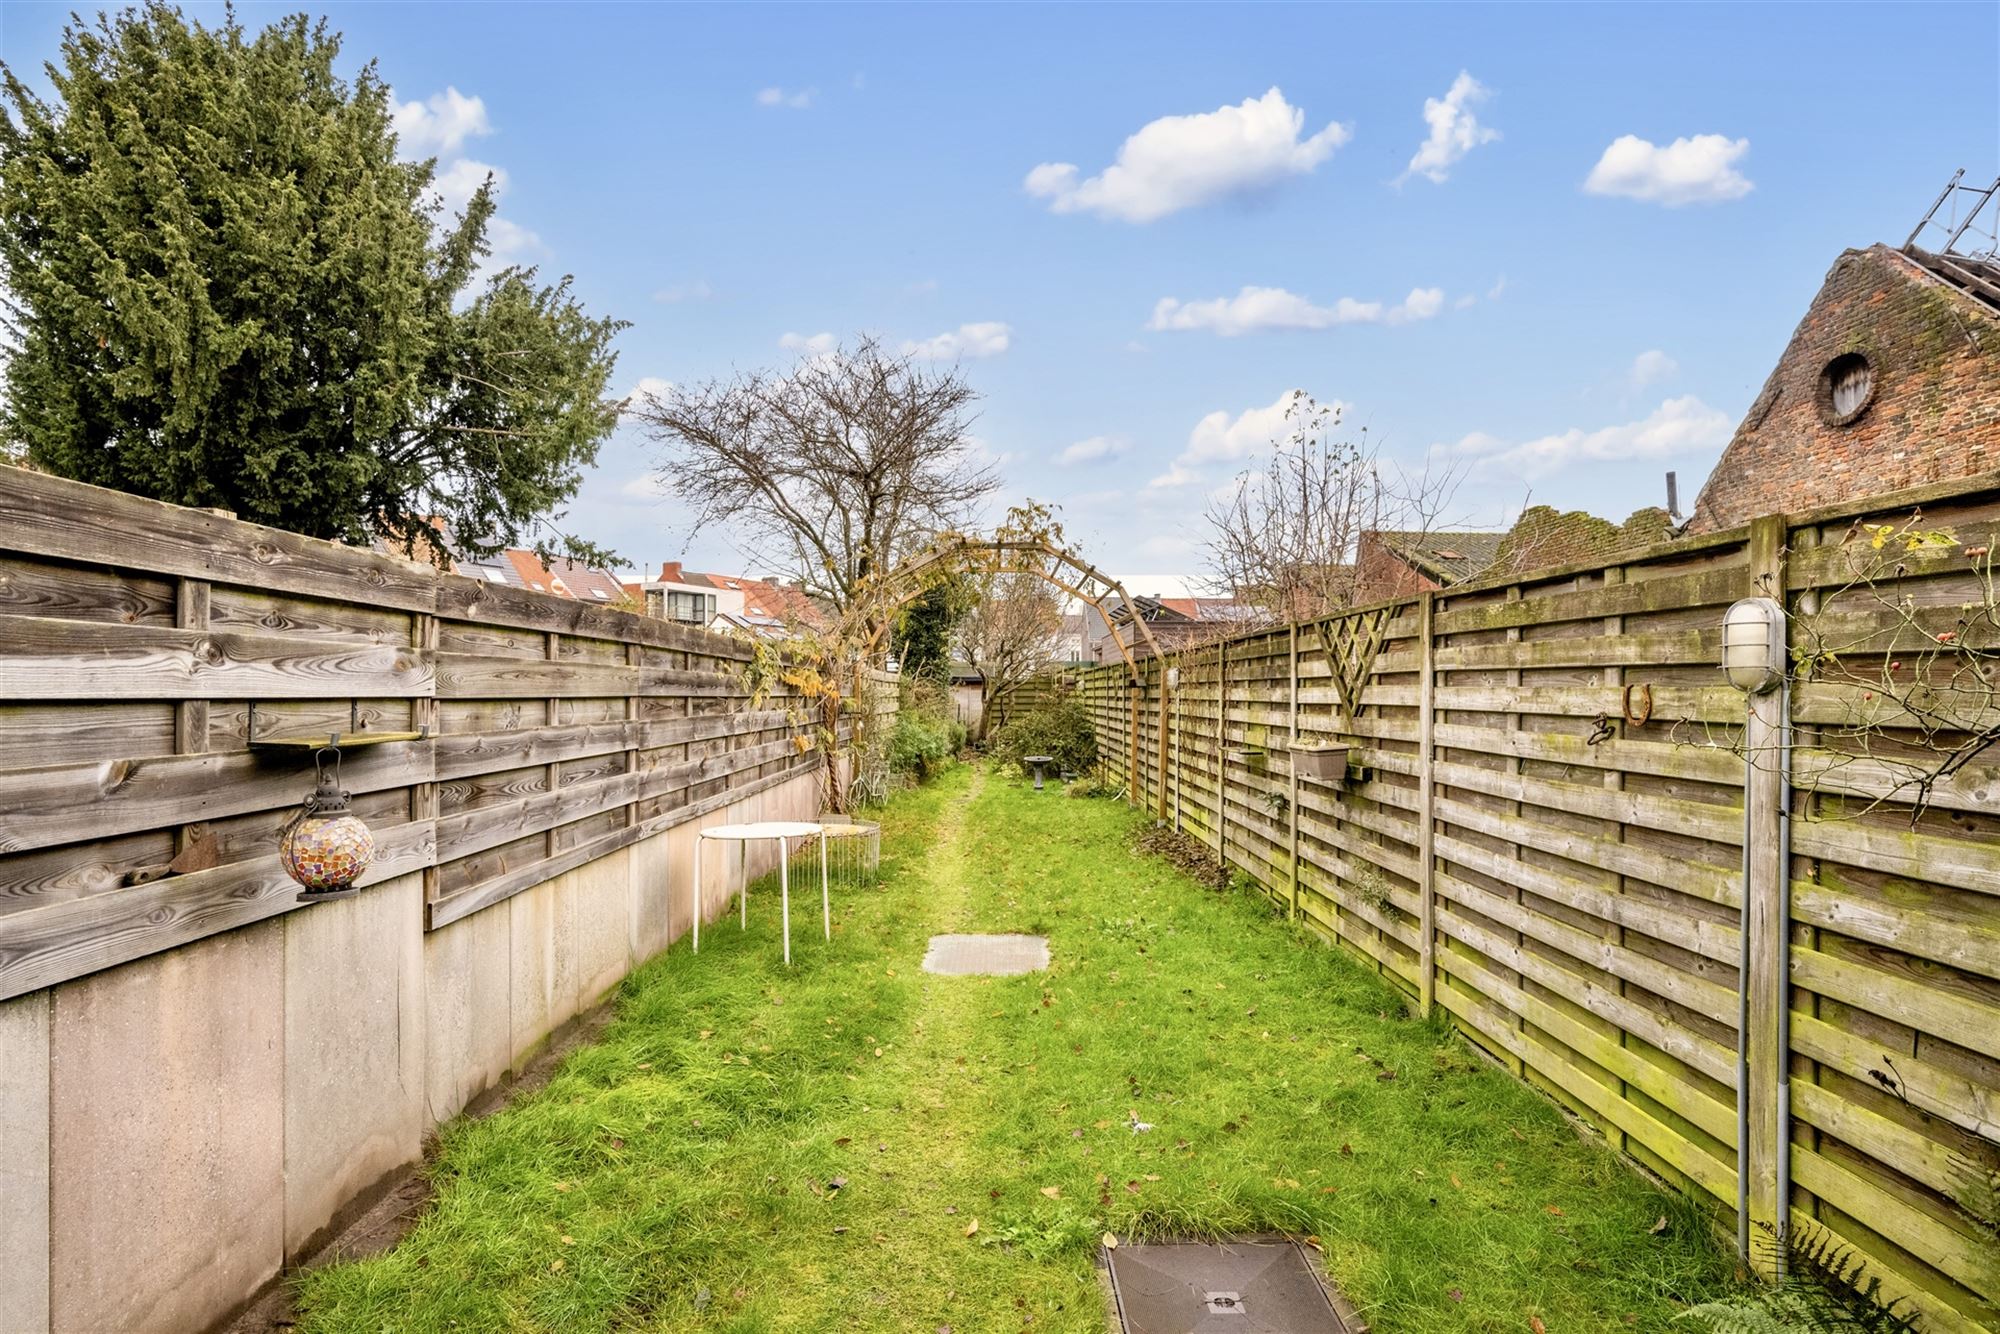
(921, 933, 1049, 975)
(1105, 1239, 1360, 1333)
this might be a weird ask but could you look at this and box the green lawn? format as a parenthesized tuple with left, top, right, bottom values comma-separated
(297, 762, 1733, 1332)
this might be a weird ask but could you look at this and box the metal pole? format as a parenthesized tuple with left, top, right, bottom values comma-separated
(693, 834, 702, 952)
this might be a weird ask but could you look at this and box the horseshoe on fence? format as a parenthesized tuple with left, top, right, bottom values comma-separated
(1622, 683, 1654, 728)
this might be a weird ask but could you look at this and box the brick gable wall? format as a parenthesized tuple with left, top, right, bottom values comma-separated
(1690, 245, 2000, 531)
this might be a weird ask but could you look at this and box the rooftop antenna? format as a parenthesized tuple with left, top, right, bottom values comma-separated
(1904, 169, 2000, 261)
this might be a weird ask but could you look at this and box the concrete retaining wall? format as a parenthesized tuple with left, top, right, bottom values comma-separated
(0, 770, 821, 1334)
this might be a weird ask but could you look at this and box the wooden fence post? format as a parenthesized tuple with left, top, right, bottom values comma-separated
(1156, 657, 1171, 822)
(1742, 513, 1791, 1273)
(1287, 624, 1300, 920)
(1417, 592, 1437, 1016)
(171, 578, 210, 859)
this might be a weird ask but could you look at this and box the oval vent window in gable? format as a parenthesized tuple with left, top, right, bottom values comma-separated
(1819, 352, 1876, 425)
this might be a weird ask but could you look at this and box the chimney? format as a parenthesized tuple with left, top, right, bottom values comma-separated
(659, 560, 683, 584)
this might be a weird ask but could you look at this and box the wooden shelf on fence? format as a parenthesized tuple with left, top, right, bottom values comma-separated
(247, 731, 427, 749)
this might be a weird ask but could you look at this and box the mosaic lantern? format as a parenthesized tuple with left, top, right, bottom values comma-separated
(280, 750, 375, 901)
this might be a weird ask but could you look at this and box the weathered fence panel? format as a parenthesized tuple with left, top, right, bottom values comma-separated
(0, 466, 838, 1333)
(1082, 473, 2000, 1333)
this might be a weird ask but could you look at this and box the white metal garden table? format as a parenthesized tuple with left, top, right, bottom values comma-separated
(693, 821, 827, 965)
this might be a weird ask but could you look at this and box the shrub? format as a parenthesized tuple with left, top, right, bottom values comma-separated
(989, 696, 1096, 777)
(885, 678, 967, 784)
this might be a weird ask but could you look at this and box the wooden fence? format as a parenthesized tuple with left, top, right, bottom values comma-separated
(1080, 475, 2000, 1333)
(0, 463, 822, 1000)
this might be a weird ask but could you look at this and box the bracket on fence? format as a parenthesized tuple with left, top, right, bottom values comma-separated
(245, 698, 430, 750)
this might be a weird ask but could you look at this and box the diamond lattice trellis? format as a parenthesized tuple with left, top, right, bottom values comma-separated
(1327, 607, 1391, 725)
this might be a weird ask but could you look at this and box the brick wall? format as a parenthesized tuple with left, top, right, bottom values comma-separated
(1691, 245, 2000, 530)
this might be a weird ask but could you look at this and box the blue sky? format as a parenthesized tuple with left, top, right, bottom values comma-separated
(6, 2, 1997, 586)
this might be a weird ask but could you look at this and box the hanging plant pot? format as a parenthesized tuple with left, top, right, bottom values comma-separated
(1289, 742, 1351, 785)
(280, 748, 375, 902)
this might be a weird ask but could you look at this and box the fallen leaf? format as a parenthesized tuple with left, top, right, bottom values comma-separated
(1531, 1318, 1547, 1333)
(1040, 1185, 1061, 1199)
(1650, 1216, 1668, 1235)
(559, 1235, 574, 1245)
(835, 1137, 851, 1147)
(1450, 1173, 1464, 1190)
(1449, 1288, 1464, 1302)
(964, 1218, 979, 1237)
(635, 1062, 652, 1070)
(828, 1176, 848, 1191)
(549, 1259, 564, 1272)
(1101, 1232, 1119, 1250)
(552, 1181, 573, 1193)
(1545, 1205, 1564, 1217)
(1510, 1126, 1529, 1142)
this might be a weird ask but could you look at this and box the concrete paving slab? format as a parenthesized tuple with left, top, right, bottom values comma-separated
(922, 933, 1050, 976)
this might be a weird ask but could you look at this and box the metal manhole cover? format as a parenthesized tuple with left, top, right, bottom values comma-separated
(921, 933, 1049, 975)
(1105, 1238, 1362, 1333)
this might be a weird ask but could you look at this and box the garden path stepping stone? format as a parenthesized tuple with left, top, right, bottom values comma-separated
(921, 933, 1049, 976)
(1104, 1238, 1361, 1333)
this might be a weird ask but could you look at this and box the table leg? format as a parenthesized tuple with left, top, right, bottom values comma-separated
(820, 833, 830, 941)
(693, 835, 701, 952)
(779, 837, 792, 966)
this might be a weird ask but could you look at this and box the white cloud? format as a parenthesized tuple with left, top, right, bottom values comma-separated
(1056, 435, 1129, 466)
(619, 471, 671, 500)
(653, 280, 714, 303)
(483, 215, 544, 266)
(1628, 349, 1679, 390)
(1400, 71, 1499, 185)
(1025, 88, 1350, 223)
(1450, 395, 1732, 476)
(902, 321, 1012, 360)
(779, 331, 838, 355)
(1149, 388, 1350, 488)
(619, 376, 673, 416)
(431, 158, 506, 215)
(1487, 275, 1509, 301)
(392, 89, 542, 270)
(425, 158, 541, 264)
(757, 86, 816, 109)
(1148, 285, 1445, 336)
(392, 87, 492, 156)
(1584, 134, 1752, 206)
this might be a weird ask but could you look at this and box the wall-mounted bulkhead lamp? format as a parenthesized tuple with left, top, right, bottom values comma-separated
(1722, 597, 1787, 694)
(278, 747, 376, 902)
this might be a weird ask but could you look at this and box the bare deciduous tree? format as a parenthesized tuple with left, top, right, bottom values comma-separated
(958, 570, 1063, 735)
(630, 336, 998, 615)
(1204, 391, 1463, 622)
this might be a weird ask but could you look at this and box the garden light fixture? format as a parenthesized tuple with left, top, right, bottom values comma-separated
(1722, 597, 1786, 694)
(279, 747, 375, 902)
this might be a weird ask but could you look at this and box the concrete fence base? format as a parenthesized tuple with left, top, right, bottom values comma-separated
(0, 770, 821, 1334)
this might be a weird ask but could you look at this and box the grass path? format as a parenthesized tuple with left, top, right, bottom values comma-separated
(297, 763, 1732, 1332)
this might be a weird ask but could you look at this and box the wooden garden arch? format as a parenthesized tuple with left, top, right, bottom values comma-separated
(853, 536, 1171, 816)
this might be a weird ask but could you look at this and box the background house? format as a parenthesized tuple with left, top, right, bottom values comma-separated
(1691, 237, 2000, 531)
(1088, 594, 1257, 662)
(1352, 530, 1507, 603)
(629, 562, 830, 639)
